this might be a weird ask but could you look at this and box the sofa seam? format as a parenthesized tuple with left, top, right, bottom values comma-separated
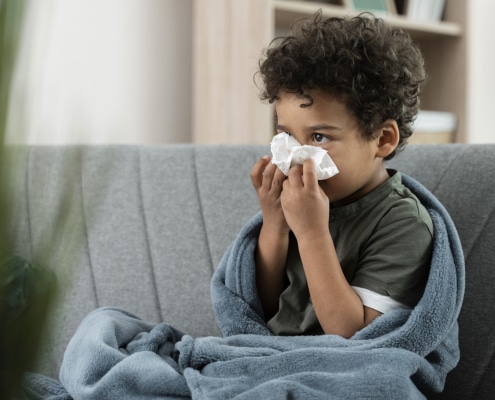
(464, 200, 495, 267)
(430, 145, 469, 194)
(436, 145, 491, 260)
(80, 148, 100, 307)
(192, 148, 215, 273)
(137, 148, 163, 319)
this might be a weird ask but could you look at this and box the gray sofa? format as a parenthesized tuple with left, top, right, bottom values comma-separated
(4, 143, 495, 399)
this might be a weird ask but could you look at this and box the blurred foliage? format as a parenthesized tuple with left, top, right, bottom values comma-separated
(0, 0, 58, 399)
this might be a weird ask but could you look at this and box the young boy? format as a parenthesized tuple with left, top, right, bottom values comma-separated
(250, 12, 433, 338)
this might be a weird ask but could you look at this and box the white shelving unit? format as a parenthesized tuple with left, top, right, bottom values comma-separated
(192, 0, 473, 145)
(270, 0, 467, 143)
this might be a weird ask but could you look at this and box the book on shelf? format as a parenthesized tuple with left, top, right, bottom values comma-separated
(399, 0, 446, 22)
(345, 0, 397, 16)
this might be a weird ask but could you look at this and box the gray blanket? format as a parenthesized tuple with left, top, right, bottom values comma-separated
(56, 174, 464, 399)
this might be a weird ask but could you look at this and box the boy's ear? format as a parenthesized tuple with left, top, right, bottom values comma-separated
(375, 120, 399, 159)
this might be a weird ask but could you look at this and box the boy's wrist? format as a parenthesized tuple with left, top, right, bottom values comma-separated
(294, 228, 331, 248)
(260, 222, 290, 238)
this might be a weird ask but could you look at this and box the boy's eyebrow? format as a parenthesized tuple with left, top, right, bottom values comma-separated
(308, 124, 342, 131)
(276, 123, 342, 132)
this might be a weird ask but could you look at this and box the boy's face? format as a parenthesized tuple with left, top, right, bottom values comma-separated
(275, 90, 391, 207)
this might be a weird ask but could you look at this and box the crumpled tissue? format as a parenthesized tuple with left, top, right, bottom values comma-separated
(270, 132, 339, 180)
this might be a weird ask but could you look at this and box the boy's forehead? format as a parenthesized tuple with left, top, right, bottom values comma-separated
(275, 91, 349, 112)
(274, 91, 363, 133)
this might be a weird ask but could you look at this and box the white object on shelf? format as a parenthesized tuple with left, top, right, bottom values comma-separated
(409, 110, 457, 144)
(412, 110, 457, 132)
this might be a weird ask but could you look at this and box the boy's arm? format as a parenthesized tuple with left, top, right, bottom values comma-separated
(282, 160, 379, 337)
(255, 225, 289, 319)
(251, 157, 290, 319)
(296, 233, 380, 337)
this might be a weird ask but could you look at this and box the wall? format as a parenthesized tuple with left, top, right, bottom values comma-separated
(467, 0, 495, 143)
(6, 0, 192, 144)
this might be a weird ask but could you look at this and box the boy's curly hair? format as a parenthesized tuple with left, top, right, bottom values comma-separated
(257, 11, 426, 159)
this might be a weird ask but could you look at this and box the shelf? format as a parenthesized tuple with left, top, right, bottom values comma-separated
(274, 0, 462, 40)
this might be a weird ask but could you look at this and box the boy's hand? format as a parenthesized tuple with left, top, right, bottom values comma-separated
(281, 159, 330, 240)
(251, 156, 290, 235)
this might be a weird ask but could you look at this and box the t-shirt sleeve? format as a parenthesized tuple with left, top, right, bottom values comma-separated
(352, 286, 411, 313)
(350, 204, 433, 308)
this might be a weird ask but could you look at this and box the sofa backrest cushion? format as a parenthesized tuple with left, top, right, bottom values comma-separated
(4, 144, 266, 376)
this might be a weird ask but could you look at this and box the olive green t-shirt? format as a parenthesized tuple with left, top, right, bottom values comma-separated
(267, 170, 434, 336)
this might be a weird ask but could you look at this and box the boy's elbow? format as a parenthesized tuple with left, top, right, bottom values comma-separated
(320, 306, 382, 338)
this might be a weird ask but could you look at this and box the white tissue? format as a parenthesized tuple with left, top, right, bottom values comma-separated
(270, 132, 339, 180)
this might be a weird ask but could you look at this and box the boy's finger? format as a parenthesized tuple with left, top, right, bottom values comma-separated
(287, 165, 304, 188)
(302, 159, 318, 189)
(261, 161, 278, 190)
(271, 166, 287, 191)
(250, 156, 271, 188)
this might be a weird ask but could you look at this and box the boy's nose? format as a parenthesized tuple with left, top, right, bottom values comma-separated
(290, 133, 308, 146)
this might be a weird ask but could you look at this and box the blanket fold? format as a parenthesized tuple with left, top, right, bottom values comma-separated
(55, 174, 464, 399)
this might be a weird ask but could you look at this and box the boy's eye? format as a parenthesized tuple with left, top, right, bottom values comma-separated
(313, 133, 329, 144)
